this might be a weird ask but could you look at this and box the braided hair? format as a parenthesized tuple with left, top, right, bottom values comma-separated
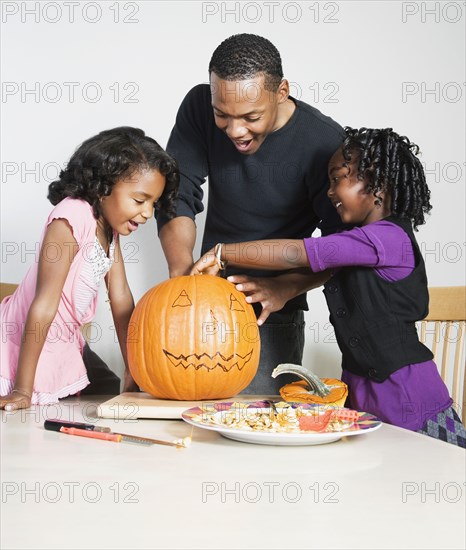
(341, 127, 432, 229)
(209, 33, 283, 92)
(48, 127, 179, 220)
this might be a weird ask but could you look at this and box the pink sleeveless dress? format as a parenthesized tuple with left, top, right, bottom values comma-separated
(0, 198, 116, 404)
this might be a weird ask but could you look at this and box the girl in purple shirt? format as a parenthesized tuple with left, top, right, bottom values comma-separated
(192, 127, 465, 448)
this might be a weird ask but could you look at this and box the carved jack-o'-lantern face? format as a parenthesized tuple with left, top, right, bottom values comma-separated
(127, 275, 260, 400)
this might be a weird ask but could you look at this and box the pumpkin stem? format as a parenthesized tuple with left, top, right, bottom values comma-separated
(271, 364, 332, 397)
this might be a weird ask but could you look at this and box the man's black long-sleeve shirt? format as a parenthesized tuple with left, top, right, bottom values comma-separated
(160, 84, 345, 312)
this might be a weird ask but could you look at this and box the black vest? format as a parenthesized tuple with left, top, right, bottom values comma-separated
(323, 217, 433, 382)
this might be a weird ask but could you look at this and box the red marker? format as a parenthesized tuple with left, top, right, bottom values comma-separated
(60, 427, 122, 442)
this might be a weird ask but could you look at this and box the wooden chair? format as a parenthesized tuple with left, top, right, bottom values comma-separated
(0, 282, 18, 302)
(420, 286, 466, 424)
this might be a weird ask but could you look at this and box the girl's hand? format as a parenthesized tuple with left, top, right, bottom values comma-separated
(123, 370, 139, 393)
(190, 252, 220, 276)
(228, 270, 330, 325)
(0, 389, 32, 411)
(227, 274, 291, 325)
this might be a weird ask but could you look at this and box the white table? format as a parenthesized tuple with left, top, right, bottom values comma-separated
(1, 396, 465, 550)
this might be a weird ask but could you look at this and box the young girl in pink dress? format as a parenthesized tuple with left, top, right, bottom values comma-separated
(0, 127, 179, 410)
(191, 127, 465, 448)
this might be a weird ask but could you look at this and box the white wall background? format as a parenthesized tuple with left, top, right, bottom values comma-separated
(1, 0, 465, 384)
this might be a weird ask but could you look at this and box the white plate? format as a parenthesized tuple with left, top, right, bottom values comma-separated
(181, 400, 382, 446)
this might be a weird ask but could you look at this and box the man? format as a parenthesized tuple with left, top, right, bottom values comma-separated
(157, 34, 344, 394)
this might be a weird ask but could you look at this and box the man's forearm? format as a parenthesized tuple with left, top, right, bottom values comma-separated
(159, 216, 197, 277)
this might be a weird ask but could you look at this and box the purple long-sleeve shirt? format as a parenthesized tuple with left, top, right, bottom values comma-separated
(304, 220, 452, 431)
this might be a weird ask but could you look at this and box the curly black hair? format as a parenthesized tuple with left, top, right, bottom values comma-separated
(208, 33, 283, 92)
(341, 127, 432, 229)
(48, 126, 179, 220)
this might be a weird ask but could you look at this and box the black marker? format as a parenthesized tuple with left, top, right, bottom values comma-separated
(44, 419, 111, 433)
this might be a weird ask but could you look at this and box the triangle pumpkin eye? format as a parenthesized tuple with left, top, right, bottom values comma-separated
(172, 290, 192, 308)
(230, 293, 245, 312)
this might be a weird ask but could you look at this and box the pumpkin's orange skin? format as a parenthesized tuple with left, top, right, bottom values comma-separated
(127, 275, 261, 400)
(279, 378, 348, 407)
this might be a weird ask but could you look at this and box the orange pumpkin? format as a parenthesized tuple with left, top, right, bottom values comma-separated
(279, 378, 348, 407)
(127, 275, 261, 400)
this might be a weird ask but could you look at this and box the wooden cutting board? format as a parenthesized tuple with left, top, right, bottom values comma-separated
(97, 392, 279, 420)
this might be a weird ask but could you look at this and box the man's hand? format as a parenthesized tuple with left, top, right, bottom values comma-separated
(190, 250, 220, 276)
